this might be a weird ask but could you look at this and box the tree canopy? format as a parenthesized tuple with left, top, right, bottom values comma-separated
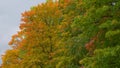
(1, 0, 120, 68)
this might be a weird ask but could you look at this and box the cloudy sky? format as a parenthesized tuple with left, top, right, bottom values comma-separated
(0, 0, 45, 63)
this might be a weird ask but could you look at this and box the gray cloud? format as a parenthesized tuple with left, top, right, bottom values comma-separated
(0, 0, 45, 64)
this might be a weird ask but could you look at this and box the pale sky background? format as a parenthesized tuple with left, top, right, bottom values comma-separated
(0, 0, 45, 64)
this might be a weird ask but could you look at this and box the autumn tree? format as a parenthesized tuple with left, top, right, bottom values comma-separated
(2, 0, 63, 68)
(1, 0, 120, 68)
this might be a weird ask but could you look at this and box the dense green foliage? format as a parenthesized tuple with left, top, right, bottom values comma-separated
(1, 0, 120, 68)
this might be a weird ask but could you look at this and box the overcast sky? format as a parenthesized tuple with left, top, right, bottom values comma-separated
(0, 0, 45, 64)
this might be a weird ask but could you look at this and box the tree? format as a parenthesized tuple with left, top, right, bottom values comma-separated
(1, 0, 120, 68)
(78, 0, 120, 68)
(2, 1, 63, 68)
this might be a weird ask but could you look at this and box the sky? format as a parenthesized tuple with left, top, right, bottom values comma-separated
(0, 0, 45, 64)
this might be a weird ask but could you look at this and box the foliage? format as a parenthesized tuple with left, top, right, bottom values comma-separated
(1, 0, 120, 68)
